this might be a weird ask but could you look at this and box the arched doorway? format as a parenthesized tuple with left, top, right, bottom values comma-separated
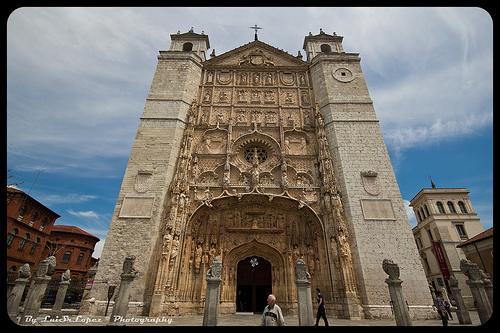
(236, 256, 272, 314)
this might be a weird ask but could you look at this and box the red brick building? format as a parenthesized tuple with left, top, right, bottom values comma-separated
(42, 225, 100, 281)
(7, 186, 100, 283)
(7, 186, 60, 276)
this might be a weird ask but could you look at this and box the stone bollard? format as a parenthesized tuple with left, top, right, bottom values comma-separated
(7, 264, 31, 318)
(295, 259, 314, 326)
(51, 269, 71, 318)
(382, 259, 412, 326)
(109, 256, 139, 324)
(479, 270, 493, 308)
(448, 276, 472, 324)
(460, 259, 492, 324)
(202, 256, 222, 326)
(21, 256, 56, 323)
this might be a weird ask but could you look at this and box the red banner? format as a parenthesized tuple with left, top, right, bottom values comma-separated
(432, 241, 450, 280)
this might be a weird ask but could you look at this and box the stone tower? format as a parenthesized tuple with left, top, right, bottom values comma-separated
(82, 28, 435, 320)
(410, 187, 485, 308)
(82, 28, 209, 316)
(304, 29, 434, 319)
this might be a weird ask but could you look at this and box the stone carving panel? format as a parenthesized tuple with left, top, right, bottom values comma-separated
(280, 72, 296, 86)
(213, 88, 232, 105)
(211, 107, 231, 125)
(284, 132, 308, 155)
(196, 130, 227, 154)
(280, 90, 298, 107)
(216, 70, 233, 85)
(135, 171, 153, 193)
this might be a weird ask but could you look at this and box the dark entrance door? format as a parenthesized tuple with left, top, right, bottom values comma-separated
(236, 256, 272, 314)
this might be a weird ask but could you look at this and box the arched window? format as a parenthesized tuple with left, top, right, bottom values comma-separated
(458, 201, 468, 214)
(320, 44, 332, 53)
(436, 201, 445, 214)
(182, 42, 193, 51)
(420, 207, 426, 219)
(18, 233, 29, 251)
(447, 201, 457, 214)
(76, 252, 85, 265)
(7, 228, 18, 247)
(62, 251, 72, 263)
(424, 204, 430, 217)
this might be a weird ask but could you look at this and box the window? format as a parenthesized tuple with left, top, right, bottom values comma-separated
(424, 204, 430, 217)
(427, 229, 434, 241)
(7, 228, 18, 247)
(76, 253, 85, 265)
(447, 201, 457, 214)
(458, 201, 467, 214)
(423, 257, 431, 272)
(18, 234, 28, 251)
(455, 224, 468, 239)
(29, 243, 37, 255)
(18, 205, 26, 221)
(29, 212, 39, 227)
(436, 201, 445, 214)
(62, 251, 72, 263)
(416, 238, 423, 249)
(182, 42, 193, 51)
(320, 44, 332, 53)
(40, 217, 48, 231)
(436, 277, 444, 287)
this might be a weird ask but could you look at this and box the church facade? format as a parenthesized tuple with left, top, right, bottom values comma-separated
(82, 29, 434, 320)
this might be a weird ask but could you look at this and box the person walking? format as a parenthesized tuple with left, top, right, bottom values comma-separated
(314, 288, 329, 326)
(435, 291, 449, 326)
(261, 294, 285, 326)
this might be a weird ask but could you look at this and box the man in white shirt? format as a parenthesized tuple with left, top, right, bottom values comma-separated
(261, 294, 285, 326)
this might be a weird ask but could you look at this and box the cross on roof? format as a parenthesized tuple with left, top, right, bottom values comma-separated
(249, 24, 262, 41)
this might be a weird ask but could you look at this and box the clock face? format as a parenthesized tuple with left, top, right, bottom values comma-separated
(332, 67, 354, 82)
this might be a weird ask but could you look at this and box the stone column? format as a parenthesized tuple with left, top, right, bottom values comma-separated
(51, 269, 71, 317)
(21, 256, 57, 323)
(295, 259, 314, 326)
(460, 259, 492, 324)
(448, 276, 472, 324)
(480, 270, 493, 308)
(428, 282, 436, 304)
(203, 256, 222, 326)
(78, 262, 98, 315)
(7, 263, 31, 317)
(382, 259, 412, 326)
(110, 256, 139, 324)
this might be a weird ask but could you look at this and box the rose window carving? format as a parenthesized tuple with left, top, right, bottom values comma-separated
(244, 146, 268, 164)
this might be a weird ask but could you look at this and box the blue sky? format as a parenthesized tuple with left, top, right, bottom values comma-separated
(7, 7, 493, 258)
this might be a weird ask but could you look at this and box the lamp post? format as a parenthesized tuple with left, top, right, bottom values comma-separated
(105, 285, 116, 316)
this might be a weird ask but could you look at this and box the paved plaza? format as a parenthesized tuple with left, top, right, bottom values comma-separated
(12, 310, 482, 327)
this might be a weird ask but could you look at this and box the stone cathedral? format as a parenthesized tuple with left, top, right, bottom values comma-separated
(83, 28, 435, 320)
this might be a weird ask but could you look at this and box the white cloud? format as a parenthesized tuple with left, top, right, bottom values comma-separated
(6, 7, 492, 174)
(67, 209, 100, 219)
(403, 199, 417, 228)
(36, 193, 98, 204)
(92, 238, 106, 259)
